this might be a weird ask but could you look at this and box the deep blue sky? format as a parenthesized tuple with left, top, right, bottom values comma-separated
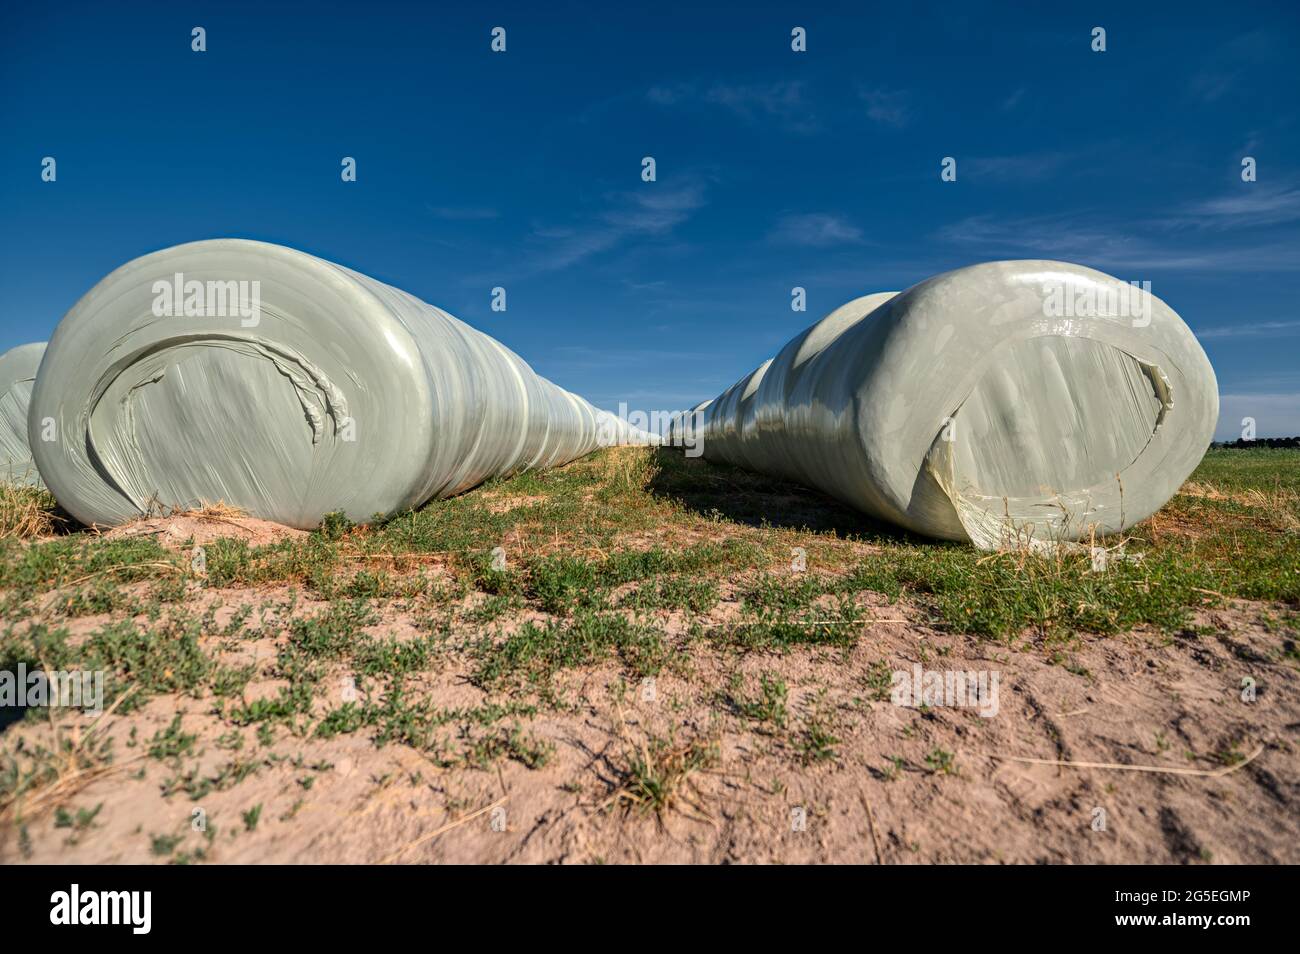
(3, 0, 1298, 439)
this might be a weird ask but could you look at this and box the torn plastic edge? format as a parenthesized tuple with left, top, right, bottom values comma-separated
(923, 351, 1174, 553)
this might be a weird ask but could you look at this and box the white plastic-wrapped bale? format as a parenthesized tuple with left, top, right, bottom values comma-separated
(676, 261, 1217, 549)
(31, 239, 643, 529)
(0, 342, 46, 487)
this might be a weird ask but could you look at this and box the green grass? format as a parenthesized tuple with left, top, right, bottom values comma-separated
(471, 611, 673, 692)
(2, 447, 1295, 655)
(610, 732, 717, 816)
(53, 802, 102, 840)
(618, 575, 720, 613)
(148, 715, 198, 761)
(724, 671, 789, 727)
(1185, 447, 1300, 493)
(797, 714, 841, 765)
(1, 446, 1296, 818)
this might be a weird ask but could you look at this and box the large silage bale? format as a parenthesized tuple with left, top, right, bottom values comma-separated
(31, 239, 643, 529)
(0, 342, 46, 487)
(677, 261, 1217, 549)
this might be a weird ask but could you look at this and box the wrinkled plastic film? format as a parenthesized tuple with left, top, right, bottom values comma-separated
(31, 239, 643, 528)
(0, 342, 46, 487)
(677, 261, 1217, 548)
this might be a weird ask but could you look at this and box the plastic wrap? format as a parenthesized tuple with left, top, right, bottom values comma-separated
(677, 261, 1217, 548)
(0, 342, 46, 487)
(31, 239, 642, 529)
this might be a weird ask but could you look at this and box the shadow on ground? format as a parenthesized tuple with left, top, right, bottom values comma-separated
(646, 448, 915, 542)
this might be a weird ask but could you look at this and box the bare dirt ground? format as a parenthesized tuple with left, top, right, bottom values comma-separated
(1, 448, 1296, 864)
(3, 582, 1295, 864)
(104, 512, 307, 549)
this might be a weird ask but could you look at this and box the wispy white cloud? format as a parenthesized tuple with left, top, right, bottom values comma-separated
(1173, 184, 1300, 229)
(964, 152, 1069, 182)
(936, 212, 1300, 272)
(704, 81, 805, 119)
(599, 183, 705, 233)
(937, 214, 1145, 259)
(767, 212, 864, 247)
(425, 205, 499, 221)
(1194, 319, 1300, 339)
(858, 86, 911, 127)
(647, 80, 820, 133)
(1190, 29, 1280, 104)
(645, 83, 692, 106)
(505, 180, 709, 278)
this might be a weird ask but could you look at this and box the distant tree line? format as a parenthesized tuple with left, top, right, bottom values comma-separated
(1211, 437, 1300, 449)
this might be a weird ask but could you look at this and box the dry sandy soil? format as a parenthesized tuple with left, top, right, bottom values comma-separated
(104, 512, 307, 549)
(2, 578, 1295, 864)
